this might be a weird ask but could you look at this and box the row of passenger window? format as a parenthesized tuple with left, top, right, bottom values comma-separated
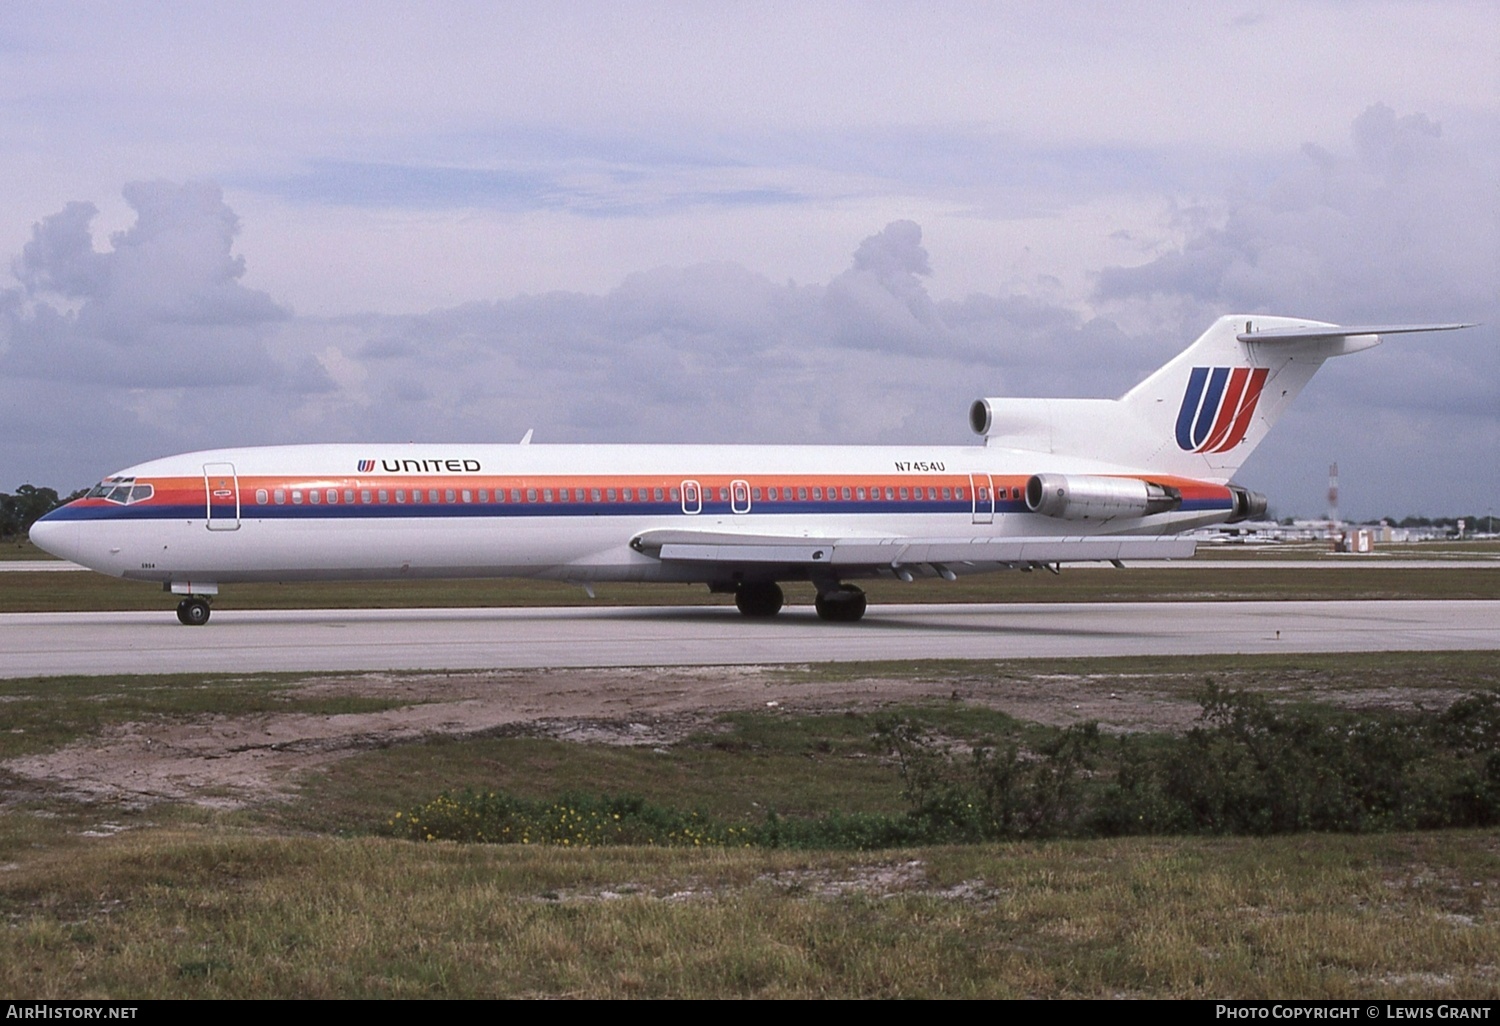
(253, 486, 681, 506)
(249, 483, 1026, 507)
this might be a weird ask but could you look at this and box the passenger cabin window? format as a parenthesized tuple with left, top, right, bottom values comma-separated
(256, 489, 269, 505)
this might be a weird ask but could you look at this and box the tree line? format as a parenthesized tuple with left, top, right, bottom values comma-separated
(1, 485, 86, 540)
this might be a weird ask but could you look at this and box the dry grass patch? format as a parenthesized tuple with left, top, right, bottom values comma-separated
(0, 826, 1494, 998)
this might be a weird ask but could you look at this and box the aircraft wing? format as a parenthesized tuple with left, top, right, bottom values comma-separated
(631, 528, 1196, 569)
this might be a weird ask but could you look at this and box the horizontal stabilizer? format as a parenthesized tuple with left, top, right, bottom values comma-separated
(1236, 322, 1474, 343)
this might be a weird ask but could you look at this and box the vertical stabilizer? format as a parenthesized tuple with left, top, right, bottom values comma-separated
(1113, 314, 1351, 479)
(972, 316, 1468, 481)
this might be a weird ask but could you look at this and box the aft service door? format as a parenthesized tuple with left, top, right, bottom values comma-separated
(204, 462, 241, 531)
(969, 473, 994, 525)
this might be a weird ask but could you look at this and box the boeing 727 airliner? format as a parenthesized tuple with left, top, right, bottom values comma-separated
(30, 315, 1469, 624)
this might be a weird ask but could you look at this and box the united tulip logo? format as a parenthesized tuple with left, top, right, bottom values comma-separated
(357, 459, 376, 472)
(1175, 367, 1269, 453)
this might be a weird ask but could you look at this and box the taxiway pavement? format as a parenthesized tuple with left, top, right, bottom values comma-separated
(3, 600, 1497, 678)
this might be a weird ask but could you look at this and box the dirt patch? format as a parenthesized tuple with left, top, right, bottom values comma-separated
(1, 665, 1476, 811)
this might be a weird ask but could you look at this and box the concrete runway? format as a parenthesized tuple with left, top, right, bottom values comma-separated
(3, 600, 1497, 678)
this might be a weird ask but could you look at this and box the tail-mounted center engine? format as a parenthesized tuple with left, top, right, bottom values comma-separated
(1025, 474, 1181, 522)
(1226, 485, 1267, 523)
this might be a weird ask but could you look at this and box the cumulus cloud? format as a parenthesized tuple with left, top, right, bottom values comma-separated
(0, 182, 332, 484)
(2, 181, 290, 388)
(289, 219, 1117, 452)
(823, 219, 947, 352)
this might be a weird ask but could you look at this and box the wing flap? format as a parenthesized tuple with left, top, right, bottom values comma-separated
(637, 529, 1195, 567)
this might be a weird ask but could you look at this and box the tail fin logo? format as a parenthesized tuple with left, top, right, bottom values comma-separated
(1175, 367, 1269, 453)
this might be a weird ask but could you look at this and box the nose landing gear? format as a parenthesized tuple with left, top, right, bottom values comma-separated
(176, 596, 212, 626)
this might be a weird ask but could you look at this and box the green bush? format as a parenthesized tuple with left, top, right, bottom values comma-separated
(1101, 683, 1500, 836)
(392, 687, 1500, 850)
(877, 717, 1100, 841)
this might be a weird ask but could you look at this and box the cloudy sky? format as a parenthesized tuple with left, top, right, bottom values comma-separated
(1, 2, 1495, 521)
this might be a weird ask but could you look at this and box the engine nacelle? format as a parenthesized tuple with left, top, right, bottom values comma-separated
(1025, 474, 1181, 522)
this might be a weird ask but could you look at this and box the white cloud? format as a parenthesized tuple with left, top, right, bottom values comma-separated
(3, 181, 289, 388)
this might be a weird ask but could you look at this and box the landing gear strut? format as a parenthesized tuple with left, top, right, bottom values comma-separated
(176, 596, 211, 626)
(734, 581, 784, 618)
(815, 584, 867, 622)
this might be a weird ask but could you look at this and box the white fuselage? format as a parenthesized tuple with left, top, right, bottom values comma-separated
(32, 440, 1235, 588)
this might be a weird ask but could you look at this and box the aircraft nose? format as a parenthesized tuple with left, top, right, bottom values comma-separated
(28, 511, 81, 564)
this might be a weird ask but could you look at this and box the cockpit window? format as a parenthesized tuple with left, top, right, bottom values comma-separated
(88, 476, 154, 505)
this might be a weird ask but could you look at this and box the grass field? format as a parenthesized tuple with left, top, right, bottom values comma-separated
(1, 652, 1496, 998)
(2, 827, 1494, 998)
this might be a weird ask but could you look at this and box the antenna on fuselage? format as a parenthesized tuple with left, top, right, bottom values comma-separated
(519, 429, 534, 445)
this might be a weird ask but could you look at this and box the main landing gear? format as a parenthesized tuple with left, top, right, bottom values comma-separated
(734, 581, 784, 618)
(176, 596, 211, 626)
(731, 581, 868, 622)
(814, 584, 867, 622)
